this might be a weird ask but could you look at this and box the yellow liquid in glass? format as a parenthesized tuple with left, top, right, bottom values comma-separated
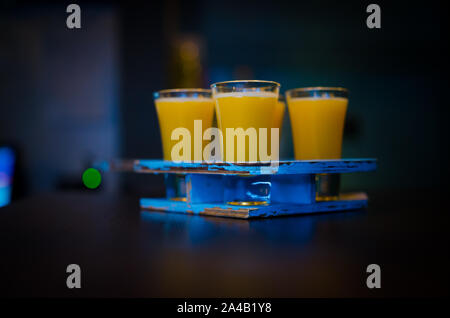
(155, 97, 215, 161)
(287, 97, 348, 160)
(273, 101, 285, 130)
(214, 92, 278, 162)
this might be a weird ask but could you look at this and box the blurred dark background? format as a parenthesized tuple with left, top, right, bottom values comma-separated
(1, 0, 449, 204)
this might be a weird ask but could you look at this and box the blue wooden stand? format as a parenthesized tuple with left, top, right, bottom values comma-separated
(134, 159, 377, 219)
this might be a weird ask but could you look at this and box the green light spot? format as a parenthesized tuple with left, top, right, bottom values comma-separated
(82, 168, 101, 189)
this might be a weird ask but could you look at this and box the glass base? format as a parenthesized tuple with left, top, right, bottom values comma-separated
(227, 201, 268, 206)
(224, 175, 271, 205)
(165, 174, 187, 199)
(316, 173, 340, 201)
(315, 194, 339, 202)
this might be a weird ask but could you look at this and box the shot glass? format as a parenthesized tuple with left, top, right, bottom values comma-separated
(154, 88, 215, 201)
(211, 80, 280, 205)
(286, 87, 348, 201)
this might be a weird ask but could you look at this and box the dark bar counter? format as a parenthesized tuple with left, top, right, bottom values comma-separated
(0, 189, 448, 297)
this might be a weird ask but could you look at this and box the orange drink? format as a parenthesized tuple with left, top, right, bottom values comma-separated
(286, 95, 348, 159)
(273, 95, 286, 132)
(211, 80, 280, 162)
(154, 89, 214, 161)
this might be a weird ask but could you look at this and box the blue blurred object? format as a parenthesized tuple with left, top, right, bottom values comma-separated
(0, 147, 15, 207)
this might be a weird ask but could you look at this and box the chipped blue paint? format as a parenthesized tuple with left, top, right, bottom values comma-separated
(136, 159, 376, 218)
(140, 193, 368, 219)
(134, 158, 377, 175)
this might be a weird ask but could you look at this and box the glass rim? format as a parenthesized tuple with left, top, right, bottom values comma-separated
(153, 88, 212, 99)
(286, 86, 348, 95)
(210, 80, 280, 89)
